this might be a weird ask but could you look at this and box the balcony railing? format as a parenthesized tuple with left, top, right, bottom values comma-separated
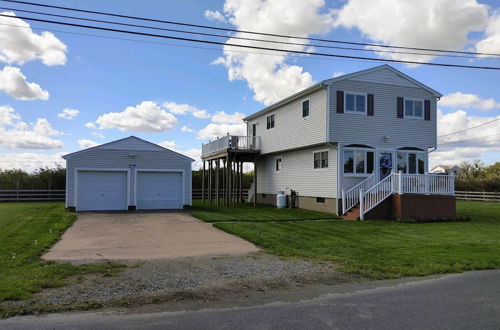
(202, 135, 261, 158)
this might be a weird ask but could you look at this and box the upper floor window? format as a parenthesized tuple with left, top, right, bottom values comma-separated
(302, 99, 310, 118)
(343, 148, 374, 175)
(266, 114, 275, 129)
(275, 157, 282, 171)
(313, 151, 328, 169)
(345, 93, 366, 114)
(404, 99, 424, 119)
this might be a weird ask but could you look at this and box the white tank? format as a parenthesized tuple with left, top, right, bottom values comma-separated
(277, 191, 287, 208)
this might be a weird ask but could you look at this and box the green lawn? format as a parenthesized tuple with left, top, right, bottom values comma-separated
(0, 203, 122, 302)
(191, 200, 338, 222)
(214, 201, 500, 279)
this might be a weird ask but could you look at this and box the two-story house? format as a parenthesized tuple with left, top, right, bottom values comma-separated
(201, 65, 456, 220)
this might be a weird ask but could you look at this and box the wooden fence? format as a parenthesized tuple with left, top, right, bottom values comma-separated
(455, 191, 500, 202)
(0, 190, 65, 202)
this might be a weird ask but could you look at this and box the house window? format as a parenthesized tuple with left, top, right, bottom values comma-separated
(302, 99, 310, 118)
(345, 93, 366, 114)
(313, 151, 328, 169)
(397, 151, 426, 174)
(404, 99, 424, 119)
(316, 197, 325, 203)
(266, 114, 275, 129)
(275, 157, 282, 171)
(343, 149, 374, 175)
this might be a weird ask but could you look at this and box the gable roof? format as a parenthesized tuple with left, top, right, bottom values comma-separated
(243, 64, 442, 121)
(62, 136, 195, 161)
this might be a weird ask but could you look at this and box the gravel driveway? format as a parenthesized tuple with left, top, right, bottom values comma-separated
(43, 212, 259, 261)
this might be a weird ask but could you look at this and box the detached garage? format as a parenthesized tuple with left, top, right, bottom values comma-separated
(63, 136, 193, 212)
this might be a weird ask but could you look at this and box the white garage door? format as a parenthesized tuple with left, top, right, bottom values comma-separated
(137, 172, 183, 210)
(77, 171, 128, 211)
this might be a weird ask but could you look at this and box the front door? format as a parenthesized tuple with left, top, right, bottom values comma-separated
(378, 151, 394, 180)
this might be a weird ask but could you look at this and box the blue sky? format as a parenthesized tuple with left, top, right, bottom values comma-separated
(0, 0, 499, 171)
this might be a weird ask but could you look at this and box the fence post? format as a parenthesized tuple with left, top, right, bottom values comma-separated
(398, 171, 402, 195)
(359, 188, 364, 221)
(425, 174, 429, 195)
(451, 174, 455, 196)
(341, 188, 346, 215)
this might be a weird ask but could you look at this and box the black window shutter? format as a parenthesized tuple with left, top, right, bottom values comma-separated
(367, 94, 374, 116)
(336, 91, 344, 113)
(397, 97, 404, 118)
(424, 100, 431, 120)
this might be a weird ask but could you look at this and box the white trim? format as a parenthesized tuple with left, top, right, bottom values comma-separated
(301, 98, 311, 119)
(403, 98, 424, 119)
(344, 92, 367, 114)
(266, 113, 276, 130)
(312, 149, 330, 170)
(74, 167, 131, 211)
(134, 169, 186, 208)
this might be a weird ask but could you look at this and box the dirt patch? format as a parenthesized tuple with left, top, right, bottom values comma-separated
(1, 253, 360, 317)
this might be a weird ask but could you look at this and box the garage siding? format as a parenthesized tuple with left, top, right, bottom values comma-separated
(66, 149, 192, 208)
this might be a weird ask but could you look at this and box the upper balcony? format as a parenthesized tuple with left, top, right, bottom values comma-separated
(201, 135, 261, 159)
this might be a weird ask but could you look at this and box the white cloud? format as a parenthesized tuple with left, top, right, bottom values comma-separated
(197, 123, 246, 140)
(476, 11, 500, 56)
(85, 122, 96, 129)
(439, 92, 500, 111)
(0, 152, 66, 172)
(96, 101, 178, 133)
(192, 109, 211, 119)
(335, 0, 488, 63)
(181, 125, 194, 133)
(0, 11, 67, 66)
(90, 131, 105, 139)
(57, 108, 79, 120)
(430, 109, 500, 167)
(0, 108, 63, 149)
(158, 140, 178, 150)
(213, 0, 334, 105)
(163, 101, 212, 119)
(78, 139, 98, 149)
(333, 71, 344, 78)
(211, 111, 246, 124)
(204, 10, 226, 22)
(0, 66, 49, 100)
(184, 148, 202, 169)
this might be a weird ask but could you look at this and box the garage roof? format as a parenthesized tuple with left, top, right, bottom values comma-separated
(62, 136, 195, 161)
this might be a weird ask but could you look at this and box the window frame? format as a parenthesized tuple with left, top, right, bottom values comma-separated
(275, 156, 283, 172)
(313, 149, 329, 170)
(266, 113, 275, 130)
(396, 150, 427, 174)
(302, 98, 310, 118)
(344, 92, 367, 115)
(403, 98, 424, 119)
(343, 147, 375, 177)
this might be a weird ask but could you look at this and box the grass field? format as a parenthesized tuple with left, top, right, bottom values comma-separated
(214, 201, 500, 279)
(0, 203, 122, 302)
(191, 200, 338, 222)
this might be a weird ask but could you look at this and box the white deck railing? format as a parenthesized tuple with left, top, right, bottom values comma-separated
(357, 172, 455, 220)
(201, 135, 260, 158)
(342, 173, 376, 214)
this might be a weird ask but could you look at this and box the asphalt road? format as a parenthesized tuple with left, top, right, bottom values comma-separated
(1, 269, 499, 329)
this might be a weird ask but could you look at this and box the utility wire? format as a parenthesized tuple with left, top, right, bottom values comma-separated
(438, 133, 500, 146)
(438, 117, 500, 138)
(3, 0, 500, 58)
(1, 6, 497, 61)
(2, 13, 500, 71)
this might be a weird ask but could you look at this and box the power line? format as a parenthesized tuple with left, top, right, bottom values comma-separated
(2, 13, 500, 71)
(3, 0, 500, 58)
(2, 5, 497, 61)
(438, 133, 500, 146)
(438, 118, 500, 138)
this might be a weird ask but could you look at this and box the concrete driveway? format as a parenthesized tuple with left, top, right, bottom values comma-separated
(43, 213, 259, 261)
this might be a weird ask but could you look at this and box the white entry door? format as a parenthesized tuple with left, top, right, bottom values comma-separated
(136, 172, 183, 210)
(77, 171, 128, 211)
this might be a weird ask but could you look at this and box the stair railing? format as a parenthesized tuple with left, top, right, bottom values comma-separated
(359, 172, 396, 220)
(342, 173, 376, 214)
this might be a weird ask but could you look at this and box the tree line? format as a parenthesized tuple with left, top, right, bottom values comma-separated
(455, 161, 500, 192)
